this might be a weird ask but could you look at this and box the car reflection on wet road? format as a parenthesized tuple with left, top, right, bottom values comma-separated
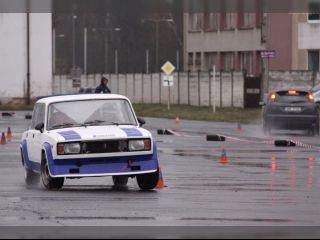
(0, 112, 320, 227)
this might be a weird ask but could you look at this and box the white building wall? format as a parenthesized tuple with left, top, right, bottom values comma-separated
(298, 22, 320, 50)
(0, 13, 52, 102)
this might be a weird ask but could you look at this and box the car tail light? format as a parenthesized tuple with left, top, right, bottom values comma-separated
(288, 90, 297, 95)
(308, 93, 315, 102)
(270, 93, 277, 102)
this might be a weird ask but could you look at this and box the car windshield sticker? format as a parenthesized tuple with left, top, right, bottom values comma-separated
(121, 128, 143, 137)
(57, 131, 82, 140)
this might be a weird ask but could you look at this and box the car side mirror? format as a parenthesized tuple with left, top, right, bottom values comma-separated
(35, 123, 44, 133)
(137, 117, 146, 127)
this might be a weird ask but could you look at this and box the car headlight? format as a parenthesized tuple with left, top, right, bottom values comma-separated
(57, 143, 81, 155)
(128, 139, 151, 151)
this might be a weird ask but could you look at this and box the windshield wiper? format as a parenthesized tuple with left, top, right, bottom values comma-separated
(84, 120, 119, 126)
(51, 123, 82, 130)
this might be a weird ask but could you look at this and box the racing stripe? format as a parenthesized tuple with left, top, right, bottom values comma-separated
(57, 131, 82, 140)
(121, 128, 143, 137)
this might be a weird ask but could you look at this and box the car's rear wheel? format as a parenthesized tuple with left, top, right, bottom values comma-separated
(112, 176, 129, 187)
(41, 153, 64, 190)
(136, 170, 159, 191)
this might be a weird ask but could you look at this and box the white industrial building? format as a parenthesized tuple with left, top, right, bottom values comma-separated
(0, 13, 52, 103)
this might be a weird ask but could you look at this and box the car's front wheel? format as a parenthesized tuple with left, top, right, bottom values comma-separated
(136, 170, 159, 191)
(21, 149, 40, 186)
(41, 153, 64, 190)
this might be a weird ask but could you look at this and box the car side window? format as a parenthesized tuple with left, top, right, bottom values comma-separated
(30, 104, 45, 129)
(31, 105, 40, 129)
(37, 104, 46, 126)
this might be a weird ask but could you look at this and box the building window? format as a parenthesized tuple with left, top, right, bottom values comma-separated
(188, 52, 194, 66)
(189, 13, 203, 32)
(204, 13, 219, 31)
(221, 52, 234, 71)
(239, 52, 253, 73)
(308, 13, 320, 22)
(308, 50, 320, 72)
(224, 13, 237, 30)
(195, 52, 202, 66)
(204, 52, 217, 70)
(241, 13, 256, 28)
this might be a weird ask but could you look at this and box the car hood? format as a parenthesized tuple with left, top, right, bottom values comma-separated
(47, 125, 151, 142)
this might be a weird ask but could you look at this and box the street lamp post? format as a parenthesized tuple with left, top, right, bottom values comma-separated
(88, 27, 121, 74)
(141, 18, 174, 73)
(72, 14, 77, 70)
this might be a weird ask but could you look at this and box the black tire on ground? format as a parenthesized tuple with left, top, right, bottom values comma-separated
(112, 176, 129, 187)
(40, 153, 64, 190)
(136, 170, 159, 191)
(21, 149, 40, 186)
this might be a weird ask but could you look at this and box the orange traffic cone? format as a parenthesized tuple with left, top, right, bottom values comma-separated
(156, 167, 166, 189)
(1, 132, 7, 145)
(6, 127, 13, 140)
(219, 147, 229, 164)
(175, 117, 181, 126)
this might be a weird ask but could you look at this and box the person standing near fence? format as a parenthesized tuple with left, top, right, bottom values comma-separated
(95, 77, 111, 94)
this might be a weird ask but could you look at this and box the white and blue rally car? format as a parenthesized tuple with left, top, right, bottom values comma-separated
(20, 94, 160, 190)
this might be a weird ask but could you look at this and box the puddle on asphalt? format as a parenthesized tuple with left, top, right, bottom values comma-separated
(180, 217, 290, 223)
(54, 216, 155, 221)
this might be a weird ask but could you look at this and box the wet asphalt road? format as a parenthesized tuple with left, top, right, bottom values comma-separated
(1, 111, 320, 230)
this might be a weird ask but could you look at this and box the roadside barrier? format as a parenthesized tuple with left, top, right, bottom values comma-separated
(25, 114, 32, 120)
(274, 140, 296, 147)
(1, 112, 15, 117)
(158, 128, 318, 151)
(157, 129, 180, 136)
(206, 134, 226, 142)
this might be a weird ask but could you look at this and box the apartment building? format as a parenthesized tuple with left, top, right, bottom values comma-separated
(295, 13, 320, 72)
(184, 12, 266, 76)
(184, 11, 320, 75)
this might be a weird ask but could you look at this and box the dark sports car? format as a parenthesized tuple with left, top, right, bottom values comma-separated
(262, 89, 319, 136)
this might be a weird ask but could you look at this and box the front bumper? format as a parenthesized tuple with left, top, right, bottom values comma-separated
(266, 114, 318, 130)
(44, 143, 159, 178)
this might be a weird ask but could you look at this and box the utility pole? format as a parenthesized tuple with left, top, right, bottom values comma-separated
(155, 21, 159, 73)
(26, 10, 31, 105)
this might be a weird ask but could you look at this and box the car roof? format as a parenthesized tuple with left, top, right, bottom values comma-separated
(36, 94, 130, 105)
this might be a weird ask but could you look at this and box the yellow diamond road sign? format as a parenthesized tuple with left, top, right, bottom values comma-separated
(161, 61, 176, 75)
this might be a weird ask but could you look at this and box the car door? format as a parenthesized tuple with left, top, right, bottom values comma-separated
(27, 104, 41, 162)
(32, 104, 46, 164)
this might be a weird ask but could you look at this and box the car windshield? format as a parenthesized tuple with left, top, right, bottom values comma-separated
(47, 99, 137, 130)
(275, 92, 309, 104)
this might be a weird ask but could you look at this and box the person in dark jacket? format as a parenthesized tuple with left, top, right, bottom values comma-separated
(95, 77, 111, 94)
